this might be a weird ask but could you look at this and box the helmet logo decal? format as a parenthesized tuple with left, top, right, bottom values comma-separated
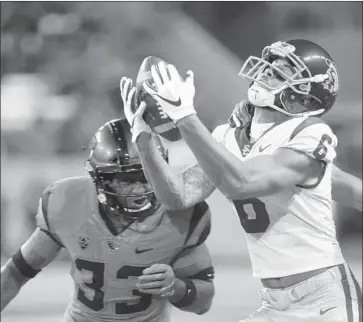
(298, 83, 311, 92)
(322, 59, 339, 96)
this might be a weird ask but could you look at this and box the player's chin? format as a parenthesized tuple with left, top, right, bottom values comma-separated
(124, 197, 152, 212)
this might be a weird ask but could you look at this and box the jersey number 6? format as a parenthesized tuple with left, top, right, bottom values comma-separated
(233, 198, 270, 233)
(75, 258, 152, 314)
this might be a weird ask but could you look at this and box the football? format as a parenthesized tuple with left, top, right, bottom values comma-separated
(134, 56, 182, 142)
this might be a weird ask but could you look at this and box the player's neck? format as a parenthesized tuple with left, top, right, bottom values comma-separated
(253, 107, 290, 125)
(250, 107, 289, 142)
(108, 212, 134, 233)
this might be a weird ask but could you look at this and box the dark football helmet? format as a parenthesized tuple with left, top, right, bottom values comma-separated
(85, 118, 168, 220)
(238, 39, 339, 117)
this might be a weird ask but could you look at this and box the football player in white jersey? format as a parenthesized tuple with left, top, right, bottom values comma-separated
(1, 119, 215, 321)
(121, 39, 362, 322)
(228, 100, 362, 212)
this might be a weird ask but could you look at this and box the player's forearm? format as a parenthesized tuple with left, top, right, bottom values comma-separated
(168, 278, 187, 303)
(332, 166, 362, 212)
(170, 278, 214, 315)
(1, 259, 29, 311)
(177, 115, 252, 199)
(136, 132, 188, 210)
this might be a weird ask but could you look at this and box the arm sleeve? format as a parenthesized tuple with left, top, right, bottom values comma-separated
(282, 118, 338, 163)
(14, 227, 63, 276)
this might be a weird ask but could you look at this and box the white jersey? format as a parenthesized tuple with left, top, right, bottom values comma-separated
(212, 117, 345, 278)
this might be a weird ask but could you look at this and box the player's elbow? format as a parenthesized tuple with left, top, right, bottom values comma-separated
(216, 173, 249, 200)
(161, 198, 191, 211)
(195, 283, 215, 315)
(196, 296, 214, 315)
(196, 305, 211, 315)
(224, 176, 284, 200)
(160, 193, 201, 211)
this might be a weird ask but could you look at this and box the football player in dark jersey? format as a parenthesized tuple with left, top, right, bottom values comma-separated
(1, 118, 215, 322)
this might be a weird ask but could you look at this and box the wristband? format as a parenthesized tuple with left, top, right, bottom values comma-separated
(12, 249, 41, 278)
(170, 278, 197, 308)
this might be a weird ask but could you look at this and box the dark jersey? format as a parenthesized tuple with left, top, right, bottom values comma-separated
(36, 176, 212, 322)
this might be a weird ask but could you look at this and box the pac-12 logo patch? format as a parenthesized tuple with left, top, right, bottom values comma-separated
(323, 59, 339, 96)
(78, 235, 90, 250)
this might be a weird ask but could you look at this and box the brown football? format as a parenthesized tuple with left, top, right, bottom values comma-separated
(134, 56, 182, 142)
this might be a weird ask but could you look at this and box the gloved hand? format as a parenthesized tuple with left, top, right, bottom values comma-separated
(143, 62, 196, 124)
(120, 76, 152, 143)
(228, 100, 255, 128)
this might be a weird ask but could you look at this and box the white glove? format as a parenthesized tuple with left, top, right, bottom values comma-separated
(120, 77, 152, 143)
(143, 62, 196, 123)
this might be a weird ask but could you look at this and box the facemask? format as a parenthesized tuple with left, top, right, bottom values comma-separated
(247, 84, 319, 117)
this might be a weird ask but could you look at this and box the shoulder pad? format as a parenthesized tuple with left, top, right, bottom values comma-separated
(35, 176, 93, 238)
(212, 123, 231, 144)
(282, 117, 337, 162)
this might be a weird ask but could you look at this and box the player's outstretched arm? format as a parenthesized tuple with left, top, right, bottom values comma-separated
(175, 115, 321, 199)
(121, 75, 216, 210)
(1, 228, 62, 311)
(136, 132, 216, 210)
(332, 164, 362, 212)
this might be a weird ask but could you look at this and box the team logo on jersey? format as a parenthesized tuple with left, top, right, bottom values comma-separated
(78, 235, 90, 250)
(106, 240, 121, 251)
(322, 59, 339, 96)
(242, 144, 251, 157)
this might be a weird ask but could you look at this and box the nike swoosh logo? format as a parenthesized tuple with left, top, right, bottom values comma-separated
(259, 144, 271, 152)
(135, 247, 153, 254)
(154, 94, 181, 107)
(320, 306, 337, 315)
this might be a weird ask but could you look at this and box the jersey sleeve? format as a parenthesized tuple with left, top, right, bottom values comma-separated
(182, 201, 211, 250)
(282, 117, 338, 163)
(171, 243, 214, 281)
(35, 184, 64, 247)
(170, 201, 213, 279)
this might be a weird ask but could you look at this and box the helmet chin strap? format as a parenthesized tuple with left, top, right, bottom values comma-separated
(97, 188, 157, 220)
(248, 84, 324, 118)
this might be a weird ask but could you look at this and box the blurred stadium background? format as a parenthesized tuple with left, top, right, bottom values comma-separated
(1, 2, 362, 322)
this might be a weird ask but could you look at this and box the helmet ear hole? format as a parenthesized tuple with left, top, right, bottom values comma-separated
(299, 95, 312, 106)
